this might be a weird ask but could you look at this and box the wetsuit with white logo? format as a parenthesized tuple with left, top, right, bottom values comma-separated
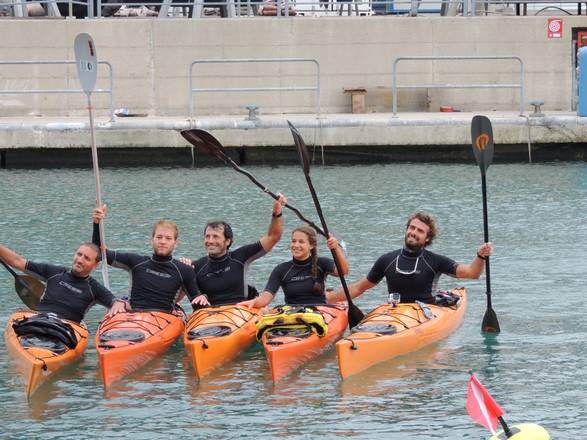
(25, 261, 115, 323)
(192, 242, 265, 306)
(367, 247, 458, 303)
(264, 256, 335, 305)
(93, 225, 199, 312)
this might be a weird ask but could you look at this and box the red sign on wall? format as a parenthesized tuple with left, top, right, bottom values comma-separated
(548, 18, 563, 38)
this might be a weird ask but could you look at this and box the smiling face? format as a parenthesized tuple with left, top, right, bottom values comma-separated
(290, 230, 314, 260)
(204, 225, 231, 258)
(71, 244, 99, 277)
(151, 226, 177, 257)
(404, 218, 431, 251)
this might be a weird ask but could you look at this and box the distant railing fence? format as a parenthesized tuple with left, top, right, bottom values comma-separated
(392, 55, 525, 116)
(0, 60, 115, 120)
(188, 58, 321, 119)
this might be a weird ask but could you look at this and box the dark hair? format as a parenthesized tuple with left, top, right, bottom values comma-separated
(79, 242, 101, 262)
(204, 221, 234, 249)
(406, 212, 438, 246)
(291, 225, 322, 295)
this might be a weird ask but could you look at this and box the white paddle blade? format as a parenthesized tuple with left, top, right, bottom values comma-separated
(74, 33, 98, 95)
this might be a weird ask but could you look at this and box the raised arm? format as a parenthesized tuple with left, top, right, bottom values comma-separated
(0, 244, 27, 272)
(259, 193, 287, 252)
(455, 242, 493, 279)
(327, 234, 348, 276)
(326, 276, 375, 304)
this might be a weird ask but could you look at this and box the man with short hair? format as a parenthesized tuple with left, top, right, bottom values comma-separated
(0, 242, 125, 323)
(327, 211, 493, 305)
(189, 194, 287, 307)
(92, 206, 200, 312)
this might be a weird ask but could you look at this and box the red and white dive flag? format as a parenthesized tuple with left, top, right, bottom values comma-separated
(466, 373, 504, 435)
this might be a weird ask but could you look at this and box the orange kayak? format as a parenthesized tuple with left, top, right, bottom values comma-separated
(336, 287, 467, 379)
(96, 310, 185, 388)
(5, 310, 89, 396)
(183, 305, 259, 379)
(260, 303, 348, 383)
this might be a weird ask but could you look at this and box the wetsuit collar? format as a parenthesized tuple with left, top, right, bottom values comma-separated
(208, 253, 229, 263)
(69, 271, 90, 280)
(293, 256, 312, 265)
(152, 253, 173, 262)
(401, 246, 424, 258)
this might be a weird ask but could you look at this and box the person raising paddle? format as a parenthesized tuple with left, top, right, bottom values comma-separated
(186, 194, 287, 308)
(327, 212, 493, 305)
(92, 206, 200, 313)
(238, 225, 349, 309)
(0, 243, 126, 323)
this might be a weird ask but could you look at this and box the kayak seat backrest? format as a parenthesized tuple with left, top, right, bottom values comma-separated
(351, 323, 397, 335)
(13, 313, 78, 349)
(99, 330, 146, 343)
(188, 325, 232, 339)
(19, 334, 68, 354)
(265, 326, 314, 344)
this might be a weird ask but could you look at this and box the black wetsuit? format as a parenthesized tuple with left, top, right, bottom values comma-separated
(366, 247, 458, 303)
(25, 261, 115, 323)
(264, 256, 335, 305)
(192, 242, 266, 306)
(93, 225, 199, 312)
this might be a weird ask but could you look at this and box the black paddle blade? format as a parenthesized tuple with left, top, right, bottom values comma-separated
(348, 303, 365, 329)
(481, 306, 500, 333)
(180, 129, 230, 165)
(287, 121, 311, 175)
(471, 115, 494, 175)
(15, 275, 44, 310)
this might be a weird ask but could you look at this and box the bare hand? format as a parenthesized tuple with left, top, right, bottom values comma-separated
(191, 294, 210, 307)
(272, 193, 287, 216)
(93, 204, 107, 224)
(105, 299, 128, 318)
(477, 242, 493, 259)
(178, 257, 192, 266)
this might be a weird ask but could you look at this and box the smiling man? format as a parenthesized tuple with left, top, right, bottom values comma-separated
(189, 194, 287, 307)
(327, 212, 493, 305)
(92, 206, 200, 313)
(0, 242, 125, 323)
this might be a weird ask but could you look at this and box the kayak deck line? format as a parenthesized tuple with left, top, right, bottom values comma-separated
(183, 305, 259, 379)
(5, 309, 89, 396)
(336, 288, 467, 379)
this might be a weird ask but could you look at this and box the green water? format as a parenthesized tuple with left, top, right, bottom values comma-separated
(1, 163, 586, 439)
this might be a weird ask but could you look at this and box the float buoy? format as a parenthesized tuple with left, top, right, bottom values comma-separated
(488, 423, 550, 440)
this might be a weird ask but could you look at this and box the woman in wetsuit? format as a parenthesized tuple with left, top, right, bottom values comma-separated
(239, 225, 348, 308)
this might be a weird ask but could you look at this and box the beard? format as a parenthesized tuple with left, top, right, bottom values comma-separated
(404, 236, 424, 252)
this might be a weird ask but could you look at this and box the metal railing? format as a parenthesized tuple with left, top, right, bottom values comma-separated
(0, 60, 115, 120)
(188, 58, 320, 119)
(392, 55, 525, 115)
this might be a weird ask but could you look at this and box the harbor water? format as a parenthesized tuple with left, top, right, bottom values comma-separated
(1, 162, 586, 439)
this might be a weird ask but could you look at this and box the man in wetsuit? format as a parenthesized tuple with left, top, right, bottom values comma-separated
(327, 212, 493, 305)
(0, 243, 126, 323)
(189, 194, 287, 307)
(92, 207, 200, 312)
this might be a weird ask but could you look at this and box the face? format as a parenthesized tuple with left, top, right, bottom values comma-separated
(72, 245, 99, 277)
(151, 226, 177, 257)
(204, 226, 231, 258)
(290, 231, 313, 260)
(404, 218, 430, 250)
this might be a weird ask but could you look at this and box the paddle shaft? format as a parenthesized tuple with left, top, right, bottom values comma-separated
(480, 172, 492, 307)
(302, 173, 357, 315)
(87, 94, 110, 290)
(0, 258, 18, 277)
(224, 156, 328, 238)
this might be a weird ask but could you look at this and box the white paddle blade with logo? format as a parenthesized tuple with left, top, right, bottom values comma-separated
(74, 33, 98, 96)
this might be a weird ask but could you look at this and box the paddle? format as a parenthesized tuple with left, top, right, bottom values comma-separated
(287, 121, 365, 329)
(180, 128, 327, 238)
(471, 115, 500, 334)
(0, 259, 44, 310)
(74, 33, 110, 290)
